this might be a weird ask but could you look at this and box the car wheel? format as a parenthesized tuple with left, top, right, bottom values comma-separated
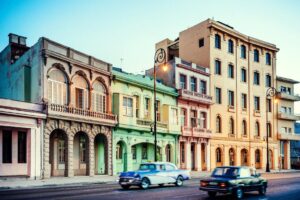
(140, 178, 150, 189)
(158, 184, 164, 187)
(208, 191, 217, 198)
(175, 176, 184, 186)
(234, 187, 243, 199)
(259, 185, 266, 195)
(121, 185, 130, 190)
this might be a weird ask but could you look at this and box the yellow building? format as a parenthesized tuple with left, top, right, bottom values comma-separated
(276, 76, 300, 169)
(156, 19, 288, 170)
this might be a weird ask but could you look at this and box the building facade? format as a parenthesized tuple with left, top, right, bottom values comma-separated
(276, 76, 300, 169)
(147, 57, 212, 171)
(155, 19, 282, 170)
(0, 99, 45, 178)
(0, 34, 117, 178)
(111, 68, 181, 174)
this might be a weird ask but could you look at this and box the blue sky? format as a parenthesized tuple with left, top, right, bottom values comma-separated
(1, 0, 300, 113)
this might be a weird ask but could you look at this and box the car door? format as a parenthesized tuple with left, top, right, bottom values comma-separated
(249, 168, 261, 190)
(238, 167, 253, 191)
(164, 164, 178, 183)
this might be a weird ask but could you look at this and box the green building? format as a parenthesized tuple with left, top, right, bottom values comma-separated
(112, 68, 181, 174)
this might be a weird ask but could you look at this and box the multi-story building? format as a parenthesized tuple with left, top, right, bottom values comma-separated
(155, 19, 282, 170)
(0, 34, 117, 178)
(0, 98, 45, 178)
(111, 68, 181, 174)
(276, 76, 300, 169)
(146, 57, 212, 171)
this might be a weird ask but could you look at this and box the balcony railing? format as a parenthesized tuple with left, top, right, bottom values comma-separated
(178, 89, 213, 104)
(192, 127, 212, 138)
(47, 103, 117, 124)
(136, 118, 168, 129)
(278, 112, 300, 121)
(277, 132, 300, 141)
(277, 92, 300, 101)
(181, 126, 192, 136)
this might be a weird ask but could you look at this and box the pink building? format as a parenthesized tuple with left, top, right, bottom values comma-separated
(147, 57, 212, 171)
(0, 99, 45, 178)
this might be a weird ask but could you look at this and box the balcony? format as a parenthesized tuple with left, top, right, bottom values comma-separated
(277, 92, 300, 101)
(278, 132, 300, 141)
(136, 118, 168, 129)
(192, 127, 212, 138)
(178, 89, 213, 104)
(278, 112, 300, 121)
(181, 126, 192, 136)
(47, 103, 117, 126)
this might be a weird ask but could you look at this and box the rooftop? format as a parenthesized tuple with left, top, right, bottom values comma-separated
(277, 76, 300, 84)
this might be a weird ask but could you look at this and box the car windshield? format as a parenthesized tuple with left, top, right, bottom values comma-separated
(139, 164, 156, 171)
(212, 167, 239, 178)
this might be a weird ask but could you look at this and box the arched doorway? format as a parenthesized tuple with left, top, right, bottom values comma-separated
(229, 148, 235, 166)
(73, 132, 89, 176)
(216, 148, 223, 167)
(49, 129, 68, 177)
(241, 149, 248, 166)
(255, 149, 261, 169)
(94, 134, 107, 174)
(166, 144, 172, 163)
(116, 141, 127, 174)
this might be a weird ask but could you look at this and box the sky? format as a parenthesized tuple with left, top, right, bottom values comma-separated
(0, 0, 300, 113)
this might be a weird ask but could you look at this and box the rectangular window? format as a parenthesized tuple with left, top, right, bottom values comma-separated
(144, 97, 150, 118)
(228, 90, 234, 106)
(135, 96, 139, 118)
(267, 99, 272, 112)
(156, 100, 161, 121)
(79, 135, 86, 163)
(228, 64, 234, 78)
(18, 131, 27, 163)
(123, 97, 133, 116)
(241, 93, 247, 109)
(265, 75, 271, 87)
(180, 74, 187, 89)
(199, 38, 204, 47)
(142, 143, 147, 160)
(254, 72, 260, 85)
(180, 108, 187, 126)
(190, 77, 197, 92)
(254, 96, 260, 111)
(281, 106, 287, 113)
(200, 112, 207, 128)
(190, 110, 197, 128)
(180, 142, 185, 163)
(76, 88, 84, 109)
(58, 139, 65, 163)
(171, 108, 178, 125)
(280, 86, 286, 93)
(200, 80, 207, 94)
(241, 68, 247, 82)
(2, 130, 12, 163)
(287, 88, 291, 95)
(241, 45, 246, 59)
(215, 87, 222, 104)
(215, 60, 221, 75)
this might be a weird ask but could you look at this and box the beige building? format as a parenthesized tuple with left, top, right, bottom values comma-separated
(276, 76, 300, 169)
(156, 19, 287, 170)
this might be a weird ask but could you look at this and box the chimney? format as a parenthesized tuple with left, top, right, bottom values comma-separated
(8, 33, 29, 64)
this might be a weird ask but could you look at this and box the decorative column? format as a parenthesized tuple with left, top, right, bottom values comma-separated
(195, 142, 202, 171)
(206, 142, 211, 171)
(67, 135, 74, 177)
(284, 141, 291, 169)
(88, 137, 95, 176)
(185, 142, 191, 170)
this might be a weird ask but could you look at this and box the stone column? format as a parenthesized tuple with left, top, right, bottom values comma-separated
(206, 142, 211, 171)
(88, 137, 95, 176)
(185, 142, 191, 170)
(224, 146, 229, 166)
(195, 143, 202, 171)
(67, 135, 74, 177)
(126, 144, 133, 172)
(236, 147, 241, 166)
(284, 141, 291, 169)
(43, 132, 51, 179)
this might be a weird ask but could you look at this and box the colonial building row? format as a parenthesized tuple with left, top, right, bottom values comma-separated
(0, 19, 299, 179)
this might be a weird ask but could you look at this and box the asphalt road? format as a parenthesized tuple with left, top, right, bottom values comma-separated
(1, 176, 300, 200)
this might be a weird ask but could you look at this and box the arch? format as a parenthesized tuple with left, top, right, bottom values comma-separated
(216, 115, 222, 133)
(254, 49, 260, 62)
(216, 147, 223, 166)
(47, 63, 70, 83)
(47, 68, 69, 105)
(242, 120, 247, 136)
(229, 148, 235, 166)
(92, 80, 107, 113)
(73, 131, 90, 176)
(115, 140, 127, 173)
(255, 149, 262, 169)
(72, 74, 90, 109)
(94, 133, 108, 174)
(241, 148, 248, 166)
(49, 129, 68, 177)
(255, 121, 260, 137)
(92, 77, 109, 94)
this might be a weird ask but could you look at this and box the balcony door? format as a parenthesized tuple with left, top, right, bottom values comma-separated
(92, 81, 107, 113)
(48, 69, 68, 105)
(73, 75, 89, 109)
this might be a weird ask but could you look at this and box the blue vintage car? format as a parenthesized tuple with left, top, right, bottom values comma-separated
(118, 162, 190, 189)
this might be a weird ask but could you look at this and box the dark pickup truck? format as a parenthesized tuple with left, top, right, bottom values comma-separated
(199, 166, 267, 199)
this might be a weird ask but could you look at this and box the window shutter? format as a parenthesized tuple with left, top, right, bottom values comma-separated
(48, 81, 52, 103)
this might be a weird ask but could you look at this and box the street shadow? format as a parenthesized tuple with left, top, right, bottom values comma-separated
(117, 184, 186, 192)
(200, 192, 267, 200)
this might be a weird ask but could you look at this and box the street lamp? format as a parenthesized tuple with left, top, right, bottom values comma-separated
(153, 48, 167, 162)
(266, 87, 278, 172)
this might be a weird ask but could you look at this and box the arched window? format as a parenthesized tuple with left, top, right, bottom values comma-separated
(116, 141, 123, 160)
(267, 122, 272, 137)
(215, 34, 221, 49)
(241, 149, 248, 165)
(48, 69, 68, 105)
(216, 148, 222, 163)
(228, 39, 234, 53)
(92, 81, 107, 113)
(242, 120, 247, 136)
(241, 45, 246, 59)
(166, 144, 171, 162)
(266, 53, 271, 65)
(229, 117, 234, 135)
(73, 75, 89, 109)
(229, 148, 235, 166)
(216, 115, 222, 133)
(255, 149, 260, 163)
(254, 49, 259, 62)
(255, 121, 260, 136)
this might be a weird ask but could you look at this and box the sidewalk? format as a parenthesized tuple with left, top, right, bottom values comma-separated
(1, 169, 300, 190)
